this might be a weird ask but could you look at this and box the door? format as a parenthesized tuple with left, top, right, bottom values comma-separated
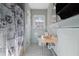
(32, 15, 45, 44)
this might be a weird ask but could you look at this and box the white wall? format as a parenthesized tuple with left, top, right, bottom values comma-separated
(55, 28, 79, 56)
(48, 15, 79, 36)
(48, 15, 79, 56)
(59, 15, 79, 27)
(47, 3, 56, 31)
(24, 4, 31, 52)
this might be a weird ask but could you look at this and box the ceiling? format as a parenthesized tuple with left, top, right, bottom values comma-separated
(28, 3, 49, 9)
(28, 3, 79, 19)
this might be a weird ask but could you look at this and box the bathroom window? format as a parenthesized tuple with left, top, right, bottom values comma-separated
(33, 15, 45, 30)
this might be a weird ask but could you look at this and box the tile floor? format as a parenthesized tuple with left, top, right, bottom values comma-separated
(24, 44, 53, 56)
